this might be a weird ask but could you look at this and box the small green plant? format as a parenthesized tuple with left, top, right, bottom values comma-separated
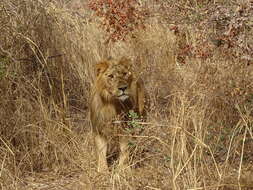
(126, 110, 144, 133)
(164, 155, 171, 162)
(128, 141, 136, 148)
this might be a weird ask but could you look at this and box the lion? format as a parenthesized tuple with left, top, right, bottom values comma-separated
(90, 57, 146, 172)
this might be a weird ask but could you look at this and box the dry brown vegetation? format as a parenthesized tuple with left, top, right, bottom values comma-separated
(0, 0, 253, 189)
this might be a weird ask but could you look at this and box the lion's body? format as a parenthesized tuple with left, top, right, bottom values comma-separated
(90, 57, 146, 172)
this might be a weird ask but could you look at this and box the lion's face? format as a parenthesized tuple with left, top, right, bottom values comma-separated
(96, 58, 134, 102)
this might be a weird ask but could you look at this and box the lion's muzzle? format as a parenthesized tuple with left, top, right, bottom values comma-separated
(117, 85, 129, 101)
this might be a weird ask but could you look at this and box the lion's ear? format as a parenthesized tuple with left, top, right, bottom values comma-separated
(96, 61, 109, 77)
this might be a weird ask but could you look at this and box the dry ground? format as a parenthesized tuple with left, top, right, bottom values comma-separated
(1, 0, 253, 190)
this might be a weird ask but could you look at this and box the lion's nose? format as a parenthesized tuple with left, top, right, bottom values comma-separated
(118, 86, 127, 92)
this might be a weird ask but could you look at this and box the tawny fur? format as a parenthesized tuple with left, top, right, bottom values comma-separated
(90, 57, 146, 172)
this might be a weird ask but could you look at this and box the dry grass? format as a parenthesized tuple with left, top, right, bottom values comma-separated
(1, 0, 253, 189)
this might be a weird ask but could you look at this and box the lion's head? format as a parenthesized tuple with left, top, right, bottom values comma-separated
(95, 57, 135, 102)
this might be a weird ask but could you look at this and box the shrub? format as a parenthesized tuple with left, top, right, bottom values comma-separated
(88, 0, 147, 42)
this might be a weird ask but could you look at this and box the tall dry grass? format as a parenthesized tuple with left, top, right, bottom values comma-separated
(0, 0, 253, 189)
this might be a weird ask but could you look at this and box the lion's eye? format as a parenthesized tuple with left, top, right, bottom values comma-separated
(108, 74, 114, 78)
(123, 72, 127, 76)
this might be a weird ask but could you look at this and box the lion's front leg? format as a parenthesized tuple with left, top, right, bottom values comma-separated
(95, 134, 108, 172)
(118, 137, 130, 171)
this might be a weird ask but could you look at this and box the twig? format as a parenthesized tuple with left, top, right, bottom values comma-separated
(17, 54, 65, 62)
(0, 136, 14, 156)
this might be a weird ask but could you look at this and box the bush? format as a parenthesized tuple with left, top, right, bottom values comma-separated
(88, 0, 147, 42)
